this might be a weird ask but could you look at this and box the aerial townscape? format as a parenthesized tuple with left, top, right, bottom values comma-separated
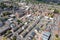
(0, 0, 60, 40)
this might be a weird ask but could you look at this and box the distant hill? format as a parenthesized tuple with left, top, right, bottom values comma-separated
(0, 0, 60, 5)
(36, 0, 60, 3)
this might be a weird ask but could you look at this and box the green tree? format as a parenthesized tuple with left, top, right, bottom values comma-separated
(54, 9, 59, 13)
(17, 19, 22, 24)
(55, 34, 60, 40)
(2, 36, 7, 40)
(6, 30, 11, 34)
(3, 12, 12, 16)
(55, 34, 59, 38)
(0, 2, 7, 9)
(12, 36, 16, 40)
(58, 3, 60, 5)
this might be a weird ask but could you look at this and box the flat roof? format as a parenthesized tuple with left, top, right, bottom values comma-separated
(0, 26, 10, 34)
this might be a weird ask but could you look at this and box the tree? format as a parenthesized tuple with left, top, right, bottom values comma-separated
(48, 8, 52, 10)
(3, 12, 12, 16)
(6, 30, 11, 34)
(17, 19, 22, 24)
(2, 36, 7, 40)
(0, 2, 7, 9)
(54, 9, 59, 13)
(49, 13, 54, 18)
(55, 34, 59, 38)
(58, 3, 60, 5)
(9, 5, 13, 10)
(4, 17, 9, 21)
(55, 34, 60, 40)
(12, 36, 16, 40)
